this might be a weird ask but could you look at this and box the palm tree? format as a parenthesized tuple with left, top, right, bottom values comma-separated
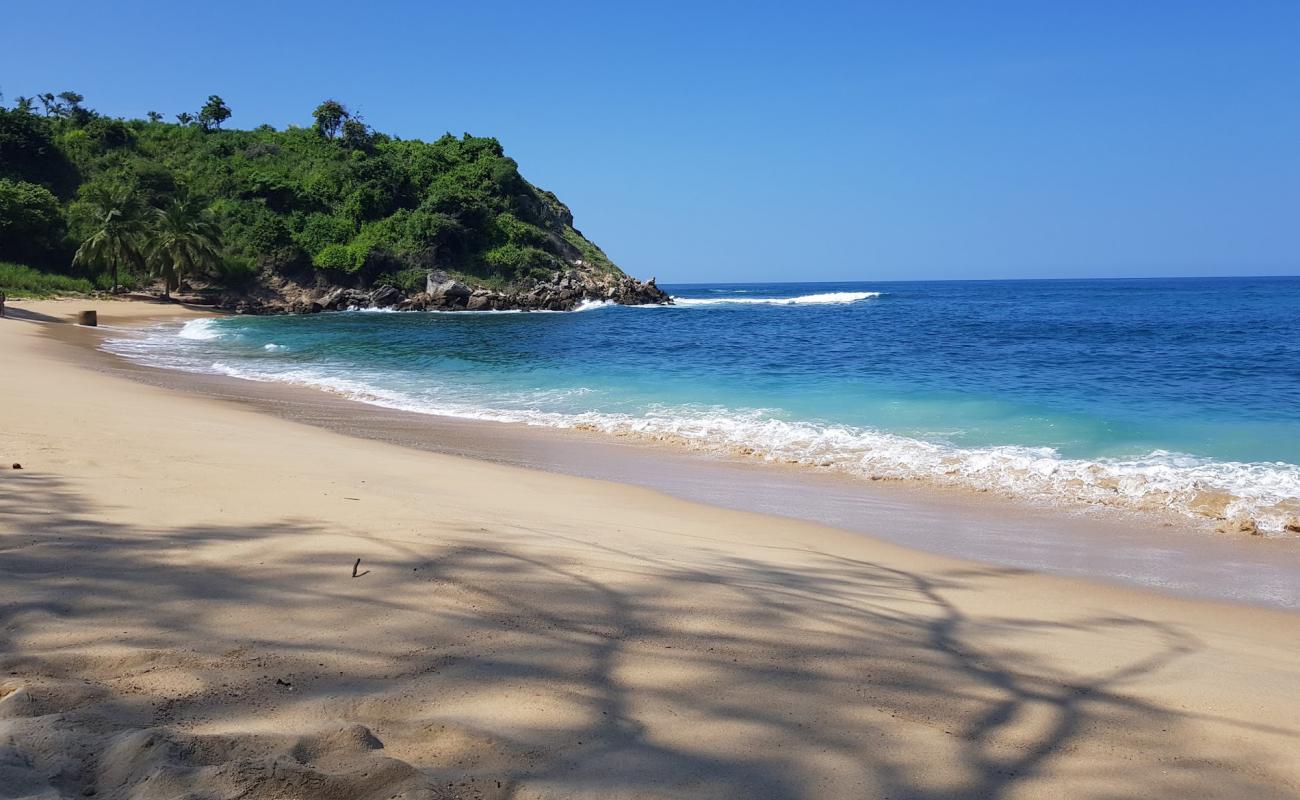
(73, 186, 147, 293)
(147, 197, 222, 298)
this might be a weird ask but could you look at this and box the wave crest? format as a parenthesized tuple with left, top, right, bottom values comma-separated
(671, 291, 881, 306)
(177, 318, 225, 340)
(103, 319, 1300, 535)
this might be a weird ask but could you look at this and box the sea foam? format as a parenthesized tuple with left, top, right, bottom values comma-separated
(670, 291, 881, 306)
(102, 309, 1300, 535)
(177, 318, 225, 340)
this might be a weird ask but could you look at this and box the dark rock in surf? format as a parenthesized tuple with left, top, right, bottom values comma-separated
(371, 285, 403, 308)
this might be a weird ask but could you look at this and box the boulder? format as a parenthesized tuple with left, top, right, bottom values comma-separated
(371, 285, 403, 308)
(426, 270, 471, 297)
(318, 287, 347, 310)
(395, 292, 433, 311)
(466, 291, 494, 311)
(424, 270, 450, 293)
(340, 289, 372, 309)
(428, 278, 472, 302)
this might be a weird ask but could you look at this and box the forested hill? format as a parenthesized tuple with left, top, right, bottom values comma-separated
(0, 93, 665, 310)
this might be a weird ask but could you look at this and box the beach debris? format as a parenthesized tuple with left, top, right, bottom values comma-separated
(351, 558, 369, 578)
(10, 463, 20, 470)
(77, 310, 97, 326)
(274, 678, 294, 690)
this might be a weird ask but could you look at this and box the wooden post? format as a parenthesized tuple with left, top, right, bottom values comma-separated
(77, 310, 97, 326)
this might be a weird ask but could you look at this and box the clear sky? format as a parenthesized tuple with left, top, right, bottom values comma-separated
(3, 1, 1297, 282)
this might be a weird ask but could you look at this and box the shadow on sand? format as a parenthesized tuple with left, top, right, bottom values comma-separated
(1, 471, 1295, 799)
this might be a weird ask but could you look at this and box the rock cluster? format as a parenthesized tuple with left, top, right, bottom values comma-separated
(218, 269, 671, 315)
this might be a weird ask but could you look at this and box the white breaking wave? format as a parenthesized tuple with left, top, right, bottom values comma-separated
(102, 322, 1300, 535)
(555, 410, 1300, 532)
(263, 343, 287, 352)
(573, 299, 617, 312)
(670, 291, 881, 306)
(177, 318, 225, 340)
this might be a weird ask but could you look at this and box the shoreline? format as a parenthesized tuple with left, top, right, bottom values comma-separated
(115, 307, 1300, 538)
(35, 299, 1300, 609)
(4, 298, 1300, 797)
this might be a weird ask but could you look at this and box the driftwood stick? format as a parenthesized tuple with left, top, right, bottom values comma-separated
(352, 558, 361, 578)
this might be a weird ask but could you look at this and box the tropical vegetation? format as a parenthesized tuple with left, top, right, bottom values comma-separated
(0, 261, 96, 297)
(0, 91, 620, 298)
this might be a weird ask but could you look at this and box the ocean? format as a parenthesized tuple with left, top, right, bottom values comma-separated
(104, 277, 1300, 533)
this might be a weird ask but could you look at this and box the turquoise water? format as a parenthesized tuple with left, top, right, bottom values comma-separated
(106, 277, 1300, 531)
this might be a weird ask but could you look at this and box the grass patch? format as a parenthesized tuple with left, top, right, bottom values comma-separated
(562, 228, 618, 274)
(0, 262, 96, 298)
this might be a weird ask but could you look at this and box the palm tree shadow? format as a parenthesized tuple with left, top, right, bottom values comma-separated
(1, 473, 1296, 799)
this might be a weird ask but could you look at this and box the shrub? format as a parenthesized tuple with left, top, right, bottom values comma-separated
(312, 242, 362, 271)
(212, 255, 258, 288)
(491, 212, 549, 248)
(0, 261, 95, 297)
(483, 243, 559, 273)
(92, 268, 147, 292)
(294, 212, 355, 256)
(373, 267, 428, 294)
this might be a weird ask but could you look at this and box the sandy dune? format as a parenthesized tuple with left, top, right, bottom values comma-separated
(2, 300, 1299, 799)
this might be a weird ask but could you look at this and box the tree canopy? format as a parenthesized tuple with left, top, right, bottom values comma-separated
(0, 93, 621, 293)
(197, 95, 231, 131)
(312, 100, 348, 139)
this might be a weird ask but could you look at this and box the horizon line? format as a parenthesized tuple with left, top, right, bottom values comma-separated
(659, 273, 1300, 285)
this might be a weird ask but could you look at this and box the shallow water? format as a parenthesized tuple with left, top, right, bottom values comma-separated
(104, 277, 1300, 532)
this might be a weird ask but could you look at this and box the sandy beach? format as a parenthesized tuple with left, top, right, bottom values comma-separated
(3, 300, 1299, 799)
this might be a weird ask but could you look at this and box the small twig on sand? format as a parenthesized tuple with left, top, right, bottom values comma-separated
(352, 558, 361, 577)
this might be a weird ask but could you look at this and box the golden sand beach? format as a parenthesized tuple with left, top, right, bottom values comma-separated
(2, 299, 1299, 799)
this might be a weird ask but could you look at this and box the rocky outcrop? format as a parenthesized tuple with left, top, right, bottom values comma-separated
(370, 285, 403, 308)
(427, 274, 473, 304)
(224, 269, 671, 315)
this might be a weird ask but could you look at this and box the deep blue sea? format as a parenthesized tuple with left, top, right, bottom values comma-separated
(106, 277, 1300, 532)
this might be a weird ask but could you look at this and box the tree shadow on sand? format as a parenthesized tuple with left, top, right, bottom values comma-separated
(1, 472, 1296, 799)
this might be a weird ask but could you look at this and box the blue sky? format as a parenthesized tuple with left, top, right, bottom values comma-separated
(3, 1, 1297, 282)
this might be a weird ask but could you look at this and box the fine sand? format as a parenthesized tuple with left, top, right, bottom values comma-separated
(3, 299, 1299, 799)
